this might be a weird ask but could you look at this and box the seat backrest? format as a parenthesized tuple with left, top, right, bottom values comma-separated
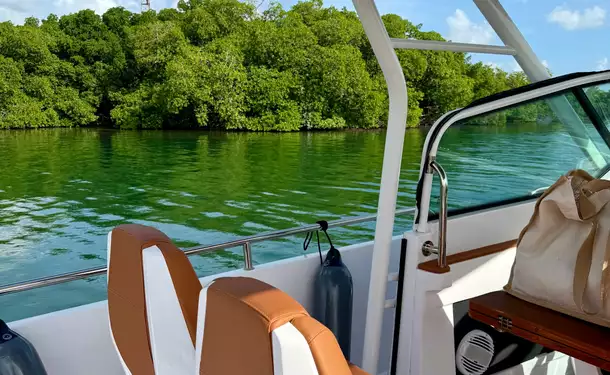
(196, 277, 363, 375)
(107, 224, 202, 375)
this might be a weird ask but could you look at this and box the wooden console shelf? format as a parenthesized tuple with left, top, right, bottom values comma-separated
(417, 239, 517, 274)
(470, 291, 610, 371)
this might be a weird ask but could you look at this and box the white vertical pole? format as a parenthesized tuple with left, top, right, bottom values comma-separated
(477, 0, 606, 169)
(352, 0, 408, 373)
(474, 0, 550, 82)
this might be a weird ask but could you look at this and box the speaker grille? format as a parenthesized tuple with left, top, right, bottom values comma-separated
(456, 330, 494, 375)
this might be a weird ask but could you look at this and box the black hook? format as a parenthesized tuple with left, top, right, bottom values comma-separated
(303, 230, 323, 264)
(317, 220, 335, 249)
(303, 220, 335, 264)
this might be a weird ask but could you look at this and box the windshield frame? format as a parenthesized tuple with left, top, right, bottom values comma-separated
(415, 70, 610, 224)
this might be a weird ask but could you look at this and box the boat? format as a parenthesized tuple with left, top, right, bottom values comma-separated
(2, 0, 610, 374)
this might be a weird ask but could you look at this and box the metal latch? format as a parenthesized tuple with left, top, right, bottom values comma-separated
(497, 316, 512, 332)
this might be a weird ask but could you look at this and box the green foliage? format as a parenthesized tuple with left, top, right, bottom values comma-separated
(584, 86, 610, 122)
(0, 1, 530, 130)
(464, 91, 559, 128)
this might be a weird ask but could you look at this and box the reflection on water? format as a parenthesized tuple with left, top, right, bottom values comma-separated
(0, 129, 424, 320)
(0, 123, 601, 320)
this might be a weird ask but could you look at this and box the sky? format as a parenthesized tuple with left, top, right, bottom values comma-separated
(0, 0, 608, 75)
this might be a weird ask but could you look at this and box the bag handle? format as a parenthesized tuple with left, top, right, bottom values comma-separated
(569, 174, 610, 220)
(584, 179, 610, 194)
(516, 170, 607, 245)
(572, 220, 610, 314)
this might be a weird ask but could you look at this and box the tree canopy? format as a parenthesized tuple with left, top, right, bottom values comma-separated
(0, 0, 530, 130)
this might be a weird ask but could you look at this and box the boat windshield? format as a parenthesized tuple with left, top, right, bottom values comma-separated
(430, 82, 610, 214)
(584, 83, 610, 128)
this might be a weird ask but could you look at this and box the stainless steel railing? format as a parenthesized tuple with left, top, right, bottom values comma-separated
(421, 158, 449, 270)
(0, 207, 416, 296)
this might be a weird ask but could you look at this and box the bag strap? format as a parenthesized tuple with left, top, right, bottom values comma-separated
(568, 175, 610, 220)
(597, 229, 610, 313)
(586, 189, 610, 212)
(573, 221, 600, 314)
(584, 179, 610, 194)
(572, 219, 610, 315)
(572, 178, 610, 314)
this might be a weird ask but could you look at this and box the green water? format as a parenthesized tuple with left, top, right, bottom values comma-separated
(0, 125, 604, 320)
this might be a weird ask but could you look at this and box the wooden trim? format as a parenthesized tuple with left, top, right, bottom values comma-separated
(469, 309, 610, 371)
(417, 239, 517, 274)
(469, 291, 610, 371)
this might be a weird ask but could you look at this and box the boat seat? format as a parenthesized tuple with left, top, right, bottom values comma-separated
(469, 291, 610, 371)
(107, 224, 368, 375)
(196, 276, 369, 375)
(107, 224, 202, 375)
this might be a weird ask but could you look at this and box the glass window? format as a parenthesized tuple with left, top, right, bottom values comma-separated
(584, 83, 610, 126)
(432, 91, 610, 213)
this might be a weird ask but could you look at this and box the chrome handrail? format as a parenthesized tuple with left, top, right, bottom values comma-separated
(421, 158, 449, 270)
(0, 207, 416, 297)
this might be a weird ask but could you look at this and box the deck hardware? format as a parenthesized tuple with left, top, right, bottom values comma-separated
(497, 316, 513, 332)
(243, 242, 254, 271)
(421, 241, 437, 257)
(420, 158, 448, 269)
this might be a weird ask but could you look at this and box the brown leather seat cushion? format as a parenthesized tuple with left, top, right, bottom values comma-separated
(200, 277, 309, 374)
(200, 277, 368, 375)
(291, 316, 353, 375)
(349, 364, 369, 375)
(108, 224, 202, 375)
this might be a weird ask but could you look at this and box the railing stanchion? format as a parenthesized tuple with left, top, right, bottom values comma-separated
(0, 208, 415, 296)
(243, 242, 254, 271)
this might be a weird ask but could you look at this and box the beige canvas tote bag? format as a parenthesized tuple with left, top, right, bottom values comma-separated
(505, 169, 610, 327)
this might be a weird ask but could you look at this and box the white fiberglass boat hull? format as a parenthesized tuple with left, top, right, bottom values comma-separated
(8, 237, 404, 375)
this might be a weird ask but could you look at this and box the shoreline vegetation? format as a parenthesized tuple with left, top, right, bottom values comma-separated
(0, 0, 530, 131)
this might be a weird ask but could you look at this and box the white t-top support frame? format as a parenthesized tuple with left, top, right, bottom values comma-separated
(476, 0, 607, 171)
(352, 0, 408, 372)
(475, 0, 550, 82)
(392, 38, 517, 55)
(354, 0, 555, 373)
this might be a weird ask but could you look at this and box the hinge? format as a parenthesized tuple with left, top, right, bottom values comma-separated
(497, 316, 513, 332)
